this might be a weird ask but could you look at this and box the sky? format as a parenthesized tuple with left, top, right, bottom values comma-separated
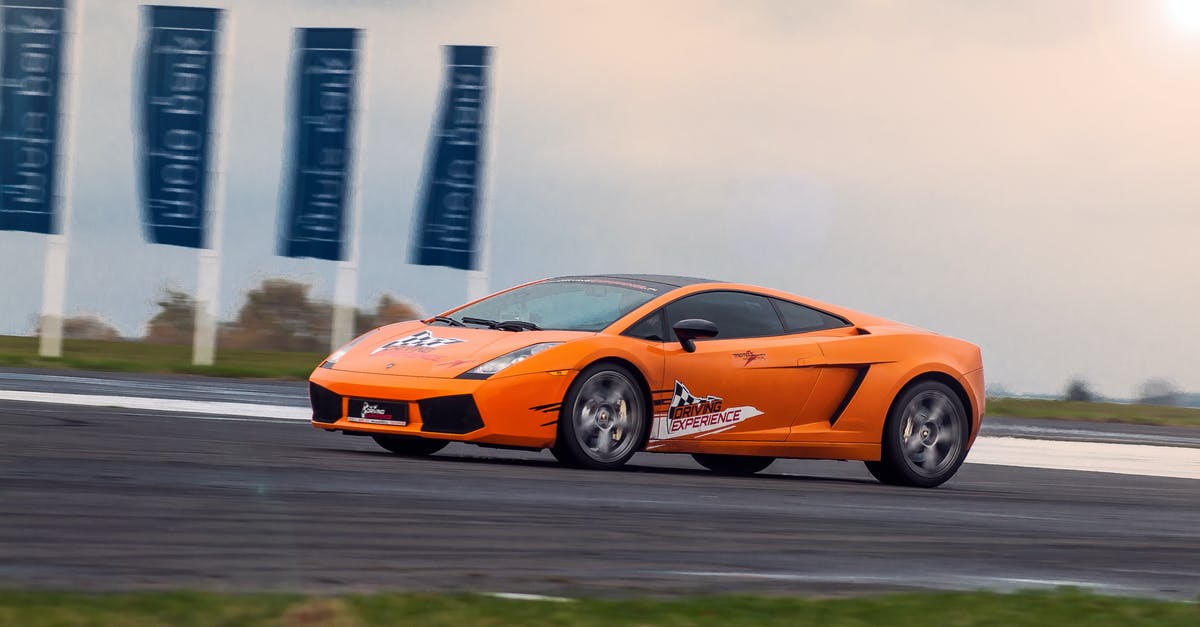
(1, 0, 1199, 398)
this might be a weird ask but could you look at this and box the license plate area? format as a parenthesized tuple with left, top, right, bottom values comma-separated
(347, 399, 409, 425)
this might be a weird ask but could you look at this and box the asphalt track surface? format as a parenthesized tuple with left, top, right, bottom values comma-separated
(1, 369, 1198, 599)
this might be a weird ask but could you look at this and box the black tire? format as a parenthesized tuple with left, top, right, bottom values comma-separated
(692, 453, 775, 476)
(371, 434, 448, 456)
(866, 380, 969, 488)
(551, 363, 649, 470)
(549, 445, 582, 468)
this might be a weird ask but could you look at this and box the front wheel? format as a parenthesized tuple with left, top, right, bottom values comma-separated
(692, 454, 775, 475)
(551, 363, 648, 470)
(372, 434, 448, 457)
(865, 380, 969, 488)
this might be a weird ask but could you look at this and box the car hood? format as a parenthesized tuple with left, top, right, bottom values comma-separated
(328, 321, 594, 378)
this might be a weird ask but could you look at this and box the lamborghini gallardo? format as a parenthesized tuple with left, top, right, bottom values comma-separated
(309, 274, 984, 487)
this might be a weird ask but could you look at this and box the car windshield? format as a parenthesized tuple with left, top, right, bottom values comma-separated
(448, 279, 662, 332)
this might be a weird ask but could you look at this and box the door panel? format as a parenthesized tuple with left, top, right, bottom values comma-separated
(653, 336, 826, 442)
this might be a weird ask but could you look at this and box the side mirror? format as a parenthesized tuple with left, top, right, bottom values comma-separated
(673, 318, 718, 353)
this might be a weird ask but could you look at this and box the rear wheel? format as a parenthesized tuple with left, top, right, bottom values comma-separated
(692, 453, 775, 475)
(551, 363, 648, 470)
(371, 434, 448, 456)
(866, 380, 968, 488)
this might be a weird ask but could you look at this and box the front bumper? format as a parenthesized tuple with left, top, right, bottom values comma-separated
(307, 367, 575, 449)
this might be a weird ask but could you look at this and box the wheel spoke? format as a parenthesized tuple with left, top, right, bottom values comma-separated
(604, 388, 624, 406)
(926, 398, 947, 427)
(578, 409, 598, 434)
(595, 432, 613, 456)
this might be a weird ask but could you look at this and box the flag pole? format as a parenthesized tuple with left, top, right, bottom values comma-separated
(192, 10, 233, 366)
(38, 0, 84, 358)
(330, 29, 367, 351)
(465, 47, 495, 303)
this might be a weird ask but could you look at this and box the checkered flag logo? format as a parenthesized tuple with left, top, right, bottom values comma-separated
(670, 380, 721, 409)
(371, 330, 464, 354)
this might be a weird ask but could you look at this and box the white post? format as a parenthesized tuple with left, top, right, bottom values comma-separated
(465, 47, 496, 303)
(192, 10, 234, 366)
(37, 0, 84, 358)
(330, 30, 368, 351)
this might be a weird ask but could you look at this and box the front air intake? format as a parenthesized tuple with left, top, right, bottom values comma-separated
(309, 383, 343, 423)
(418, 395, 485, 434)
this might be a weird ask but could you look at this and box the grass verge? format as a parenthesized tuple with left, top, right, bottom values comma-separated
(0, 335, 324, 379)
(986, 397, 1200, 428)
(0, 589, 1196, 626)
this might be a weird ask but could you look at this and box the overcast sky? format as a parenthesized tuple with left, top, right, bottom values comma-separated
(2, 0, 1198, 398)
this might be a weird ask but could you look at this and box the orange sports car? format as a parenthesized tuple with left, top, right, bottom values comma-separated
(309, 274, 984, 487)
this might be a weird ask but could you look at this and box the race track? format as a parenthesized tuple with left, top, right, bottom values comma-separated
(0, 370, 1197, 599)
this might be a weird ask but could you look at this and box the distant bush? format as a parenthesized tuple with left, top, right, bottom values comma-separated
(1064, 377, 1094, 402)
(144, 289, 195, 345)
(38, 314, 123, 341)
(355, 293, 422, 334)
(220, 279, 333, 352)
(1137, 377, 1181, 406)
(142, 280, 422, 352)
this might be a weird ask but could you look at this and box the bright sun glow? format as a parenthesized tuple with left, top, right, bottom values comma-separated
(1166, 0, 1200, 33)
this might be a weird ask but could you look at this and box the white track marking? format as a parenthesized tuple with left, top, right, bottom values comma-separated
(486, 592, 573, 602)
(968, 436, 1200, 481)
(1, 390, 1196, 480)
(656, 570, 1143, 595)
(0, 390, 309, 421)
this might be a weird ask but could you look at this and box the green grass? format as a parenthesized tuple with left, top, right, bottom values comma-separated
(0, 589, 1195, 627)
(0, 335, 325, 379)
(986, 397, 1200, 428)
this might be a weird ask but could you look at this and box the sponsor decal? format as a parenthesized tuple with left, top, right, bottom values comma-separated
(652, 380, 763, 440)
(347, 399, 408, 425)
(360, 402, 391, 421)
(732, 350, 766, 366)
(371, 330, 464, 355)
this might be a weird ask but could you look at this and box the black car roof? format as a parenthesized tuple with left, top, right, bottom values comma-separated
(551, 274, 719, 290)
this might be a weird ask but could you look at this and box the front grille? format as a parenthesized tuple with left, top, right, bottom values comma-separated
(418, 395, 485, 434)
(309, 383, 343, 423)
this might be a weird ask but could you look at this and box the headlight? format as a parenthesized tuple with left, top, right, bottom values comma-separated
(459, 343, 562, 379)
(320, 330, 377, 369)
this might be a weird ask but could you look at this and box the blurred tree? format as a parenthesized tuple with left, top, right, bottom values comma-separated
(37, 314, 122, 341)
(144, 289, 195, 345)
(221, 279, 331, 352)
(355, 293, 422, 333)
(1137, 377, 1181, 406)
(1064, 377, 1094, 402)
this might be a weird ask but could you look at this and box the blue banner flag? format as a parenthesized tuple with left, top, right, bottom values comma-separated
(411, 45, 491, 271)
(279, 28, 359, 261)
(0, 0, 66, 234)
(138, 6, 222, 249)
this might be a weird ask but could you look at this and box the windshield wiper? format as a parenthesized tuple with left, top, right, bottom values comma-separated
(430, 315, 465, 327)
(461, 316, 541, 332)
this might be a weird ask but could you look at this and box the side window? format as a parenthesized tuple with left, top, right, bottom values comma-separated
(772, 298, 849, 333)
(664, 291, 785, 340)
(622, 310, 667, 342)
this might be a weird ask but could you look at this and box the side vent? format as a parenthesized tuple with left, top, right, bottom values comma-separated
(828, 366, 869, 425)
